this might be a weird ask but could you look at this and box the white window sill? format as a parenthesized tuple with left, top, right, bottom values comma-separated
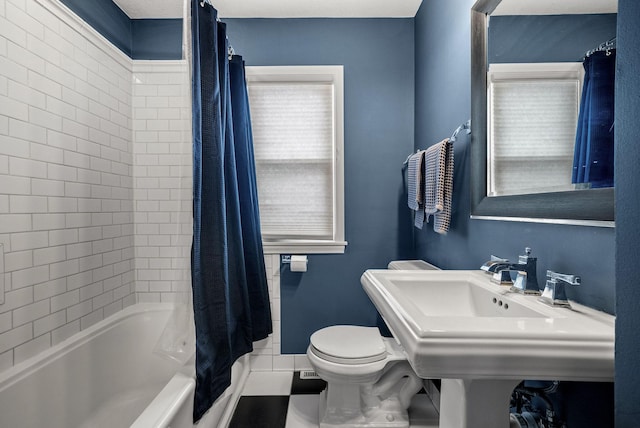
(262, 240, 348, 255)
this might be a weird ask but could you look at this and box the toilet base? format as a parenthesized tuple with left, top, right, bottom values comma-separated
(318, 385, 410, 428)
(307, 327, 422, 428)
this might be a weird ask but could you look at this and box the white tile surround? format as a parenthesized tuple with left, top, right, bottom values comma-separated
(0, 0, 136, 370)
(0, 0, 297, 373)
(132, 61, 192, 304)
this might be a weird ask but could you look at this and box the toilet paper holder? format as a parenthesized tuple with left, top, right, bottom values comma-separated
(281, 255, 308, 272)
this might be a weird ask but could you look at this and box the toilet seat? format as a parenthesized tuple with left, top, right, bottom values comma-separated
(310, 326, 387, 365)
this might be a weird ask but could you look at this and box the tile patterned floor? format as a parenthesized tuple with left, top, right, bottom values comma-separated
(229, 371, 440, 428)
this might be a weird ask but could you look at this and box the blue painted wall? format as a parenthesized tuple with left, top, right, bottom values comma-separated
(615, 0, 640, 424)
(224, 18, 416, 353)
(61, 0, 131, 55)
(131, 19, 183, 60)
(60, 0, 182, 59)
(488, 14, 616, 63)
(414, 0, 616, 426)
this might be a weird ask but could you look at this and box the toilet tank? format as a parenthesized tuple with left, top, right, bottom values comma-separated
(387, 260, 439, 270)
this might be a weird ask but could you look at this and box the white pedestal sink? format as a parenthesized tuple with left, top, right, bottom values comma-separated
(361, 270, 615, 428)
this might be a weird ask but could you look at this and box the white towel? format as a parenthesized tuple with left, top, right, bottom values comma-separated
(407, 151, 426, 228)
(424, 139, 454, 234)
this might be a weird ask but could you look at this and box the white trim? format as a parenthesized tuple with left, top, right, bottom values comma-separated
(333, 67, 346, 251)
(132, 60, 188, 73)
(246, 66, 346, 255)
(488, 62, 584, 81)
(491, 0, 617, 16)
(35, 0, 133, 71)
(263, 240, 348, 255)
(246, 65, 344, 83)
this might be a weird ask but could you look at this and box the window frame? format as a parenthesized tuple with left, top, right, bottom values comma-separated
(487, 62, 584, 196)
(245, 65, 346, 254)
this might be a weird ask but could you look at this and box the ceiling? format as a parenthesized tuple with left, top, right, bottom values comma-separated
(113, 0, 618, 20)
(112, 0, 424, 19)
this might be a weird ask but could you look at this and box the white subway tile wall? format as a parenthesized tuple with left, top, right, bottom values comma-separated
(0, 0, 135, 370)
(132, 61, 192, 304)
(0, 0, 294, 373)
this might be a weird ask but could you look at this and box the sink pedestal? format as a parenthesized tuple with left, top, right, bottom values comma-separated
(439, 379, 521, 428)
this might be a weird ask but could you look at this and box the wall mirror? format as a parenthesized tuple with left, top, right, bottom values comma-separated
(470, 0, 617, 226)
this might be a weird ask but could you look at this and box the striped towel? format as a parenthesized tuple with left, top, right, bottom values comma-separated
(424, 139, 454, 234)
(407, 151, 426, 228)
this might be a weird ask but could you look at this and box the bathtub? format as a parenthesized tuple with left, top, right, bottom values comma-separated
(0, 304, 249, 428)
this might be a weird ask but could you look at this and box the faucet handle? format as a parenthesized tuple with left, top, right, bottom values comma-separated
(546, 270, 581, 286)
(539, 270, 581, 308)
(518, 247, 535, 264)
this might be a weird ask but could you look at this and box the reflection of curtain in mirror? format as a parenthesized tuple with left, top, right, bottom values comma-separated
(572, 50, 616, 188)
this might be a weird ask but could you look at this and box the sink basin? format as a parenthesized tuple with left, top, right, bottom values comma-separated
(362, 269, 614, 381)
(382, 274, 546, 318)
(361, 269, 615, 428)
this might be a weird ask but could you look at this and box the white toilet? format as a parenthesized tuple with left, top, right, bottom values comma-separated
(307, 260, 437, 428)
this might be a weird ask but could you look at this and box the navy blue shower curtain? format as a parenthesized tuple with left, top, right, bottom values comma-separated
(572, 50, 616, 188)
(190, 1, 272, 422)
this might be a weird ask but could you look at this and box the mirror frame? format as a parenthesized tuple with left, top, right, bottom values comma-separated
(470, 0, 615, 226)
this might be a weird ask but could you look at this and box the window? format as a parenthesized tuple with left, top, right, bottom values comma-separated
(487, 63, 584, 196)
(246, 66, 346, 254)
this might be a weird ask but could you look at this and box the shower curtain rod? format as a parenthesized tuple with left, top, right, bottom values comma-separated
(199, 0, 218, 18)
(584, 37, 616, 58)
(198, 0, 236, 59)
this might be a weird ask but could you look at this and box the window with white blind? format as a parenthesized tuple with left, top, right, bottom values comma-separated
(487, 63, 584, 196)
(246, 66, 346, 254)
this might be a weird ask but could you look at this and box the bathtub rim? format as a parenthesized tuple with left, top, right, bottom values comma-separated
(0, 303, 186, 390)
(130, 370, 196, 428)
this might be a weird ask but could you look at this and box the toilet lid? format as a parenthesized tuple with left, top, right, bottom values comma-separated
(310, 326, 387, 364)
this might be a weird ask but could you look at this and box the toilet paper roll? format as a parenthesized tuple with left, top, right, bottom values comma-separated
(290, 255, 308, 272)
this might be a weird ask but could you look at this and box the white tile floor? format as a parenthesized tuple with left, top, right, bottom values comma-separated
(242, 371, 295, 396)
(286, 395, 322, 427)
(237, 371, 440, 428)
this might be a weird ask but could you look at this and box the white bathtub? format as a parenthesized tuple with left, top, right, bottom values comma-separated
(0, 304, 249, 428)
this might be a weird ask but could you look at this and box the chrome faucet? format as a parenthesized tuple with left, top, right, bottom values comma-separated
(481, 248, 540, 294)
(538, 270, 581, 308)
(480, 256, 511, 273)
(480, 255, 512, 285)
(508, 248, 540, 295)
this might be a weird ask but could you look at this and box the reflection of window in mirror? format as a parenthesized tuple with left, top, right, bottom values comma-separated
(487, 63, 583, 196)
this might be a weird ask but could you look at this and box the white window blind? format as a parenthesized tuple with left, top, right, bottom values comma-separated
(488, 63, 583, 196)
(246, 66, 345, 253)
